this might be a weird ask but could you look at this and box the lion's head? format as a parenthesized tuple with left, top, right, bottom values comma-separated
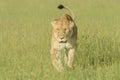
(51, 14, 75, 43)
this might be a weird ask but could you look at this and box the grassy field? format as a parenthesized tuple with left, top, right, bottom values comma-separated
(0, 0, 120, 80)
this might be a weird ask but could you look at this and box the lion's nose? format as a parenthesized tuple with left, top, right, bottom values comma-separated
(60, 37, 64, 39)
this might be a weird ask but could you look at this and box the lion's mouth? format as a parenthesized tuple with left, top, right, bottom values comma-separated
(59, 40, 67, 43)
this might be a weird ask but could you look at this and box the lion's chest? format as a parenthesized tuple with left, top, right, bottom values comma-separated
(59, 42, 72, 50)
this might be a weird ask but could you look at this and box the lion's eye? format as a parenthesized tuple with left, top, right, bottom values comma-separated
(64, 28, 67, 31)
(56, 28, 59, 31)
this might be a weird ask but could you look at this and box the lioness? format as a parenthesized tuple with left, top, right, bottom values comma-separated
(50, 4, 77, 72)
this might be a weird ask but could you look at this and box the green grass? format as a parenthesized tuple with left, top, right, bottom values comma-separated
(0, 0, 120, 80)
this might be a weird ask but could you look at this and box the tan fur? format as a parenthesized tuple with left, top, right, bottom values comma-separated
(50, 5, 77, 72)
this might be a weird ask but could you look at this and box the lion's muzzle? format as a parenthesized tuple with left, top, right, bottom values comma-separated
(59, 40, 67, 43)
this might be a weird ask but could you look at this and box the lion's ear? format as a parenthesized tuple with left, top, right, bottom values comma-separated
(51, 19, 57, 26)
(69, 21, 74, 28)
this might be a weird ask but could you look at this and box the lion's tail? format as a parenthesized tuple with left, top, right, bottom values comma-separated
(58, 4, 74, 21)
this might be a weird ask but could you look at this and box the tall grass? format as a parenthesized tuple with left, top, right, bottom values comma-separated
(0, 0, 120, 80)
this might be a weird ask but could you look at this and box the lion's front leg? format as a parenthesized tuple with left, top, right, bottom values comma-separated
(50, 48, 63, 72)
(64, 49, 68, 66)
(67, 48, 75, 69)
